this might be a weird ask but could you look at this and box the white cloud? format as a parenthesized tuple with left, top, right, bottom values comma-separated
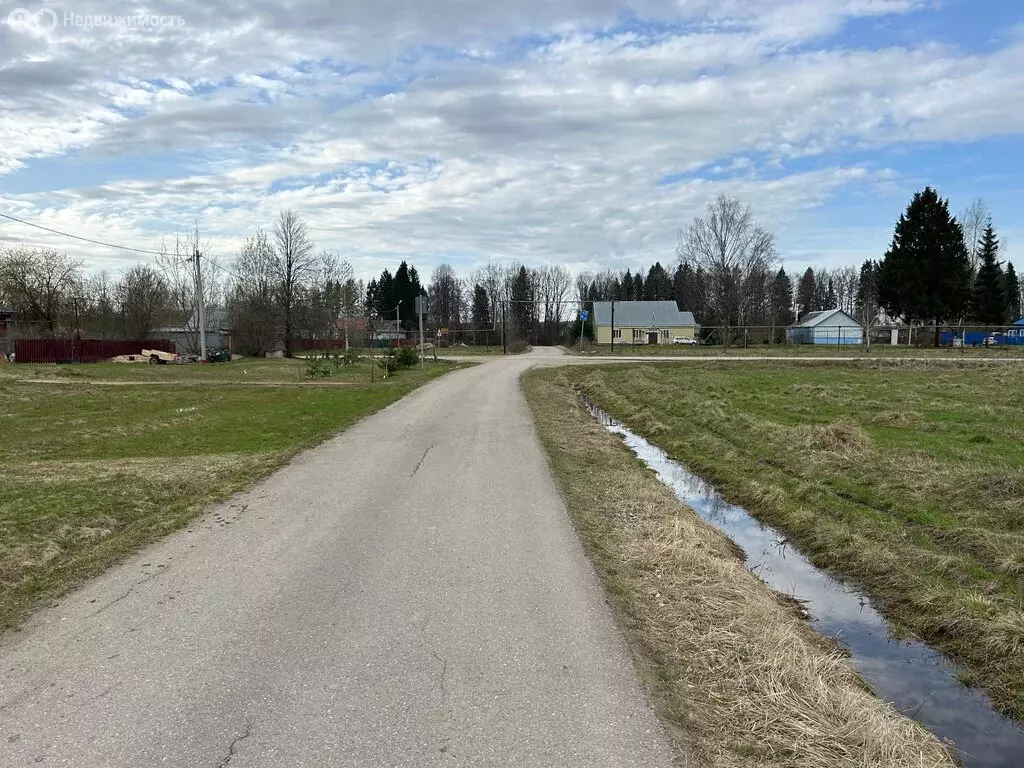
(0, 0, 1021, 278)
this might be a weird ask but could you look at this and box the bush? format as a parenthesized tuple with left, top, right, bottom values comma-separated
(395, 347, 418, 368)
(377, 349, 397, 375)
(305, 358, 332, 378)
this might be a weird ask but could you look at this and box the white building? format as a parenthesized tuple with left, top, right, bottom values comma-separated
(786, 309, 864, 345)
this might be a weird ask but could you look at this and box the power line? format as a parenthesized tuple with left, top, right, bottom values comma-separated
(0, 210, 242, 281)
(0, 212, 167, 256)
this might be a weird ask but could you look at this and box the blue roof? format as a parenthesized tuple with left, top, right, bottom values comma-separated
(1013, 318, 1024, 327)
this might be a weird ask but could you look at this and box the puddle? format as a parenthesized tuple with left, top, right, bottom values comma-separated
(582, 395, 1024, 768)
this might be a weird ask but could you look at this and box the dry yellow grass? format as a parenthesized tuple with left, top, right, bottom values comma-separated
(523, 369, 957, 768)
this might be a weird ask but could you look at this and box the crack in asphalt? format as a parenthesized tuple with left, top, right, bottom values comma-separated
(411, 446, 433, 477)
(92, 567, 169, 616)
(216, 724, 252, 768)
(432, 650, 453, 755)
(431, 649, 449, 689)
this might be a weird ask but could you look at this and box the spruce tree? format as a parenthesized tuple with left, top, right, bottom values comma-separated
(1005, 262, 1021, 321)
(877, 186, 972, 345)
(470, 284, 491, 329)
(971, 224, 1006, 326)
(770, 269, 793, 341)
(797, 268, 816, 319)
(855, 260, 878, 324)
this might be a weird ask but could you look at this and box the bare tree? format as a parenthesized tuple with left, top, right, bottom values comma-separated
(677, 195, 778, 340)
(305, 251, 352, 352)
(428, 264, 464, 330)
(960, 198, 990, 273)
(156, 224, 223, 355)
(339, 277, 364, 350)
(272, 210, 316, 357)
(833, 266, 859, 314)
(533, 265, 572, 344)
(229, 229, 278, 356)
(116, 264, 169, 339)
(0, 247, 83, 336)
(83, 270, 117, 338)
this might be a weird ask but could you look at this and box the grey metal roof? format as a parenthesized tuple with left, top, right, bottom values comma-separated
(593, 301, 696, 328)
(790, 309, 862, 329)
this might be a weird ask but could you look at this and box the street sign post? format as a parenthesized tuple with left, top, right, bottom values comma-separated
(578, 310, 589, 352)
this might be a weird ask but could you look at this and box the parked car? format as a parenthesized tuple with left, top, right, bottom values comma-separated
(673, 337, 699, 345)
(983, 335, 999, 347)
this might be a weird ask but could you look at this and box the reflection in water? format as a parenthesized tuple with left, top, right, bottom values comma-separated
(582, 396, 1024, 768)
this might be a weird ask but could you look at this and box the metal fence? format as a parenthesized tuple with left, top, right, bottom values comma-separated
(13, 338, 176, 364)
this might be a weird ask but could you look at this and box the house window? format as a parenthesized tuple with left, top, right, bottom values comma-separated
(633, 328, 644, 341)
(661, 329, 670, 340)
(613, 329, 622, 339)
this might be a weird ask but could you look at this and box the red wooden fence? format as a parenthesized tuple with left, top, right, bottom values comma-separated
(14, 339, 176, 364)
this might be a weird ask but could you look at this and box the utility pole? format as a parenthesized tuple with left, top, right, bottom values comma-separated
(194, 248, 207, 362)
(416, 295, 425, 369)
(501, 300, 507, 355)
(395, 301, 402, 349)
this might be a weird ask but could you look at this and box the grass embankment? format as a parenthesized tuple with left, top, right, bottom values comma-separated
(561, 361, 1024, 721)
(523, 368, 956, 768)
(0, 358, 458, 630)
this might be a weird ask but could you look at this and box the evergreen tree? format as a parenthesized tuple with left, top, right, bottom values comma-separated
(620, 270, 633, 301)
(855, 260, 878, 322)
(971, 224, 1006, 326)
(470, 284, 491, 329)
(632, 271, 645, 301)
(770, 269, 794, 340)
(1004, 262, 1021, 321)
(826, 278, 837, 310)
(877, 186, 972, 344)
(797, 268, 816, 319)
(645, 262, 673, 300)
(509, 266, 533, 340)
(610, 277, 622, 301)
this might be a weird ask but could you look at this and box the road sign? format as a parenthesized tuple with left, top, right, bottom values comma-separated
(415, 296, 427, 316)
(580, 310, 589, 321)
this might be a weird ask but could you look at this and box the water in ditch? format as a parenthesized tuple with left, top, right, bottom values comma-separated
(582, 396, 1024, 768)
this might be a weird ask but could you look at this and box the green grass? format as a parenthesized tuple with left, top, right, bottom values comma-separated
(564, 360, 1024, 720)
(522, 368, 955, 768)
(573, 343, 1024, 357)
(436, 344, 509, 355)
(0, 358, 460, 630)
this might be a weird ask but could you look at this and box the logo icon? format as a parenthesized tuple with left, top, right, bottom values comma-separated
(7, 6, 59, 32)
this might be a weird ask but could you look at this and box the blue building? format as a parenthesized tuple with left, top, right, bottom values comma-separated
(1005, 319, 1024, 345)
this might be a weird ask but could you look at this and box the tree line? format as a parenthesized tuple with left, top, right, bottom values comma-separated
(2, 192, 1020, 354)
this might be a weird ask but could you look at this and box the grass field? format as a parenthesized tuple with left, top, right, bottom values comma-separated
(558, 360, 1024, 721)
(574, 343, 1024, 357)
(523, 368, 955, 768)
(0, 358, 459, 631)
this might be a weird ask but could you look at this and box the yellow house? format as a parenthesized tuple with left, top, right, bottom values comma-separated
(593, 301, 698, 345)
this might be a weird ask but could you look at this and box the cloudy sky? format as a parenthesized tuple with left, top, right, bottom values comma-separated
(1, 0, 1022, 281)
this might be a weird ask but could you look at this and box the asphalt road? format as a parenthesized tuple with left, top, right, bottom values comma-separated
(0, 347, 677, 767)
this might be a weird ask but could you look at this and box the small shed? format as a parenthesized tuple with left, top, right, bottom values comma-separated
(787, 309, 864, 345)
(1004, 318, 1024, 345)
